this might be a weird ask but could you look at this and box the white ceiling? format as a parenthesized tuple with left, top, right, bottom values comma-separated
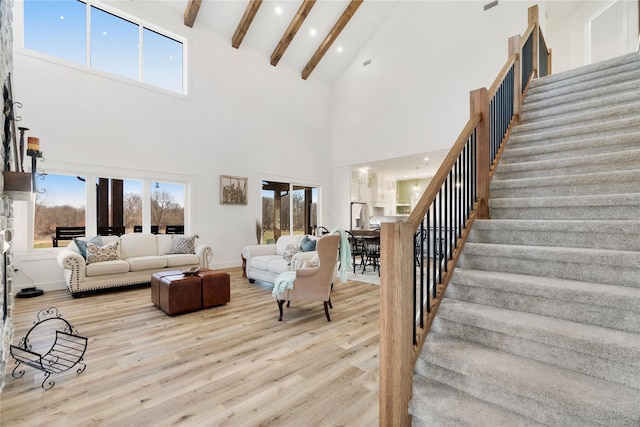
(124, 1, 479, 182)
(154, 0, 399, 84)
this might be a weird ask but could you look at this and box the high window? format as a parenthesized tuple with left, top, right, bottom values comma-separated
(24, 0, 185, 94)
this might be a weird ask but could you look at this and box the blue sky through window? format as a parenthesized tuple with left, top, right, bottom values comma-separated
(24, 0, 184, 94)
(90, 6, 138, 80)
(24, 0, 86, 65)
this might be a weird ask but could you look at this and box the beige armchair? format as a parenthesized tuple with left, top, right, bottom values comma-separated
(276, 234, 340, 321)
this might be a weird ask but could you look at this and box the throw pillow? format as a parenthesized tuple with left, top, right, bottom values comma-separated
(282, 243, 300, 263)
(86, 241, 119, 264)
(170, 234, 198, 254)
(74, 235, 104, 259)
(300, 235, 316, 252)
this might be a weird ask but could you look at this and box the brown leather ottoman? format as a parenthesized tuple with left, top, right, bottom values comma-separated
(196, 269, 231, 309)
(151, 270, 183, 308)
(154, 273, 202, 316)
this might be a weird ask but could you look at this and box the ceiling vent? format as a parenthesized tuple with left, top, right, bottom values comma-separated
(484, 1, 498, 11)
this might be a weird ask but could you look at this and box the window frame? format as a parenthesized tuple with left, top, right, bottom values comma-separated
(17, 161, 193, 254)
(19, 0, 188, 96)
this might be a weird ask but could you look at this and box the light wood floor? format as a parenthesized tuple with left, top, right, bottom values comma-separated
(1, 268, 380, 426)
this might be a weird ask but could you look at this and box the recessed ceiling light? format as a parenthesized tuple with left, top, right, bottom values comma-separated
(424, 157, 429, 162)
(102, 31, 107, 36)
(275, 5, 282, 15)
(309, 28, 317, 37)
(336, 46, 343, 53)
(59, 15, 64, 20)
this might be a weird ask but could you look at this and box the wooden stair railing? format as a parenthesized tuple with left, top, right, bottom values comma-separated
(378, 5, 551, 426)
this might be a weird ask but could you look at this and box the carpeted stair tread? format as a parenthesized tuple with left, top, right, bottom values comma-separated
(500, 130, 640, 163)
(468, 219, 640, 251)
(526, 53, 640, 95)
(410, 376, 544, 427)
(512, 99, 640, 137)
(522, 84, 640, 121)
(490, 169, 640, 198)
(493, 149, 640, 180)
(415, 334, 640, 426)
(435, 298, 640, 365)
(449, 268, 640, 328)
(506, 115, 640, 146)
(521, 76, 640, 114)
(488, 193, 640, 220)
(449, 269, 639, 307)
(458, 242, 640, 287)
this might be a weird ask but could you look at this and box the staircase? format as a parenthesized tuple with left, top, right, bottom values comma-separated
(409, 52, 640, 426)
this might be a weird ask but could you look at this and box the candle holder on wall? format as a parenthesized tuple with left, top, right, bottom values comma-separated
(26, 146, 44, 194)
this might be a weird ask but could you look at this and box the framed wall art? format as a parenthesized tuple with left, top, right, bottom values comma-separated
(220, 175, 248, 205)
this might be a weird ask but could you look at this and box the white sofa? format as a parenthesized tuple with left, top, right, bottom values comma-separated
(242, 234, 319, 284)
(57, 233, 213, 297)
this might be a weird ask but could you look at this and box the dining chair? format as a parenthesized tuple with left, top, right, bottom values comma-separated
(346, 230, 365, 273)
(362, 236, 381, 276)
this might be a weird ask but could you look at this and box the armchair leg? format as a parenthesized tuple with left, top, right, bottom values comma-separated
(277, 299, 285, 321)
(323, 301, 331, 322)
(328, 297, 333, 309)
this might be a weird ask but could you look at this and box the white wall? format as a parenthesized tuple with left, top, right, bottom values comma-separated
(11, 1, 332, 290)
(546, 0, 639, 73)
(329, 0, 542, 227)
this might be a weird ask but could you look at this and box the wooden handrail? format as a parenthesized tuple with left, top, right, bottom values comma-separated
(407, 113, 481, 229)
(379, 5, 550, 426)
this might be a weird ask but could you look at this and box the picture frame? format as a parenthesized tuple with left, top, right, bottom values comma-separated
(220, 175, 248, 205)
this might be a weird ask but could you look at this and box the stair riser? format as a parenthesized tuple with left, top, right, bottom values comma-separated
(501, 131, 640, 162)
(457, 253, 640, 287)
(525, 84, 640, 118)
(493, 159, 640, 180)
(489, 205, 638, 221)
(444, 283, 640, 335)
(527, 60, 640, 100)
(490, 179, 640, 199)
(506, 120, 640, 147)
(468, 228, 640, 252)
(433, 315, 640, 388)
(415, 361, 603, 426)
(512, 103, 640, 137)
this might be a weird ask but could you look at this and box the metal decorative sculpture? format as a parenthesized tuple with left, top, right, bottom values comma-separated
(10, 307, 88, 390)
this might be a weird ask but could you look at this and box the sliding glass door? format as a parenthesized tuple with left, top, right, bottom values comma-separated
(262, 181, 318, 244)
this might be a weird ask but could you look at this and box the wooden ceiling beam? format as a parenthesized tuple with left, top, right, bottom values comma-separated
(270, 0, 317, 66)
(232, 0, 263, 49)
(301, 0, 363, 80)
(183, 0, 202, 28)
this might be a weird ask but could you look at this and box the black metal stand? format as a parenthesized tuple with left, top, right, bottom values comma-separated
(10, 307, 87, 390)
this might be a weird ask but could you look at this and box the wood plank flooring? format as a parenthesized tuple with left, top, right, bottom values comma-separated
(1, 268, 380, 426)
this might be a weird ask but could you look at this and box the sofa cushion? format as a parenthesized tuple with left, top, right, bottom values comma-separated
(157, 234, 174, 255)
(86, 241, 120, 264)
(266, 257, 293, 275)
(121, 233, 158, 259)
(170, 234, 198, 254)
(127, 256, 168, 272)
(250, 254, 281, 271)
(85, 259, 130, 277)
(166, 254, 200, 267)
(74, 235, 104, 259)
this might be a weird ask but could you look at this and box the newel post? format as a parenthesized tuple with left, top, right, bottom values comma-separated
(528, 4, 540, 78)
(509, 34, 522, 125)
(379, 221, 414, 427)
(471, 87, 490, 219)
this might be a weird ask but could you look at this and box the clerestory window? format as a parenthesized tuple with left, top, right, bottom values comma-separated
(24, 0, 185, 94)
